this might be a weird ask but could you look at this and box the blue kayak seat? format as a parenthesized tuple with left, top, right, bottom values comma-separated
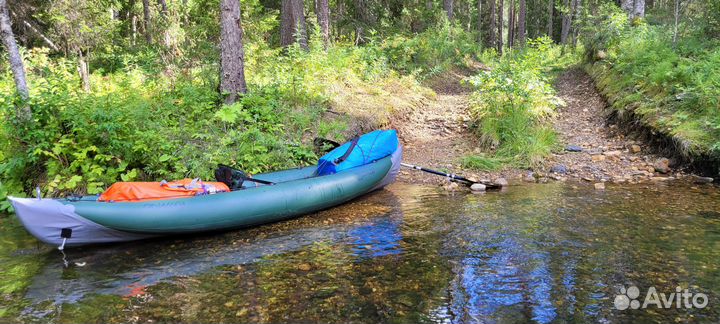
(316, 129, 399, 176)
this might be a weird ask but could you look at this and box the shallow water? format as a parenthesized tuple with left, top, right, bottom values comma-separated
(1, 182, 719, 323)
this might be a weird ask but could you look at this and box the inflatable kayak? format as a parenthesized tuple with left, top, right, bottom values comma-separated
(9, 130, 402, 247)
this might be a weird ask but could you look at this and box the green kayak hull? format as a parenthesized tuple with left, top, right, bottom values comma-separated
(9, 148, 401, 247)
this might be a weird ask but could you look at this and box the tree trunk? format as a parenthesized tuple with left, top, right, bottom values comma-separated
(517, 0, 526, 45)
(672, 0, 680, 46)
(157, 0, 171, 46)
(132, 14, 137, 46)
(633, 0, 644, 18)
(158, 0, 168, 17)
(0, 0, 29, 104)
(497, 0, 503, 54)
(507, 0, 514, 47)
(280, 0, 308, 49)
(488, 0, 497, 48)
(290, 0, 307, 49)
(219, 0, 247, 104)
(142, 0, 152, 43)
(77, 50, 90, 92)
(571, 0, 580, 46)
(444, 0, 454, 20)
(546, 0, 553, 37)
(17, 17, 59, 51)
(560, 0, 571, 44)
(621, 0, 633, 19)
(280, 0, 294, 47)
(315, 0, 330, 48)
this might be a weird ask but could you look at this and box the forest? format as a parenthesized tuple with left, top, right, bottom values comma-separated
(1, 0, 719, 207)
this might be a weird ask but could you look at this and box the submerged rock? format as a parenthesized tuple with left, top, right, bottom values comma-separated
(594, 182, 606, 190)
(692, 176, 714, 184)
(470, 183, 486, 191)
(493, 177, 509, 187)
(443, 182, 460, 191)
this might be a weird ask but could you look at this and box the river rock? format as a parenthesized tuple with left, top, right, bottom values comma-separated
(470, 183, 486, 191)
(565, 145, 583, 152)
(630, 144, 642, 153)
(550, 164, 568, 174)
(443, 182, 460, 191)
(591, 155, 606, 162)
(654, 158, 670, 173)
(594, 182, 606, 190)
(493, 177, 509, 187)
(603, 150, 622, 157)
(692, 176, 714, 184)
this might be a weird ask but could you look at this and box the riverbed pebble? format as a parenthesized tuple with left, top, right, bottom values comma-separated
(594, 182, 606, 190)
(550, 164, 568, 174)
(565, 145, 583, 152)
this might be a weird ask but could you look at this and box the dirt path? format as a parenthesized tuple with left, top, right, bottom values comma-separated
(396, 67, 693, 188)
(548, 68, 684, 184)
(395, 69, 479, 186)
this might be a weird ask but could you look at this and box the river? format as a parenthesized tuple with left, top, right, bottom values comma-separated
(1, 182, 719, 323)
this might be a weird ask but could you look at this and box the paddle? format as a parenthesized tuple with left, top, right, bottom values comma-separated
(400, 163, 501, 189)
(215, 164, 275, 190)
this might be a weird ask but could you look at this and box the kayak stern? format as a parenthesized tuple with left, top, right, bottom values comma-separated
(9, 197, 154, 247)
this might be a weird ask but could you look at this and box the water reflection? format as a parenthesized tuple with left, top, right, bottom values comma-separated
(0, 182, 718, 323)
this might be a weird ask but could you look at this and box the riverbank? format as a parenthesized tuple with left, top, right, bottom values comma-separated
(397, 66, 715, 189)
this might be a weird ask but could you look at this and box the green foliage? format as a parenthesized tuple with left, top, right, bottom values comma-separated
(379, 20, 481, 78)
(0, 21, 430, 210)
(465, 38, 570, 169)
(583, 6, 720, 161)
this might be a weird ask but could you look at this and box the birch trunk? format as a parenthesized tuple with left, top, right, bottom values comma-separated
(77, 50, 90, 92)
(0, 0, 28, 101)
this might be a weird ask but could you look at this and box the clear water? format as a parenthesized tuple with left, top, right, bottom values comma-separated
(1, 182, 719, 323)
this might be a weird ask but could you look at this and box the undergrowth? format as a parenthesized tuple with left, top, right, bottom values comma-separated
(583, 5, 720, 174)
(0, 21, 475, 211)
(462, 37, 577, 170)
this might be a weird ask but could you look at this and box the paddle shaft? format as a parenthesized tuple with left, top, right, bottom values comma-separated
(400, 163, 476, 185)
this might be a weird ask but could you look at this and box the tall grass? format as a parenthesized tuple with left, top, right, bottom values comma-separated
(583, 5, 720, 163)
(463, 38, 573, 170)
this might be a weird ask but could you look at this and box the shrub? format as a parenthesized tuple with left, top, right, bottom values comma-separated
(464, 37, 568, 169)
